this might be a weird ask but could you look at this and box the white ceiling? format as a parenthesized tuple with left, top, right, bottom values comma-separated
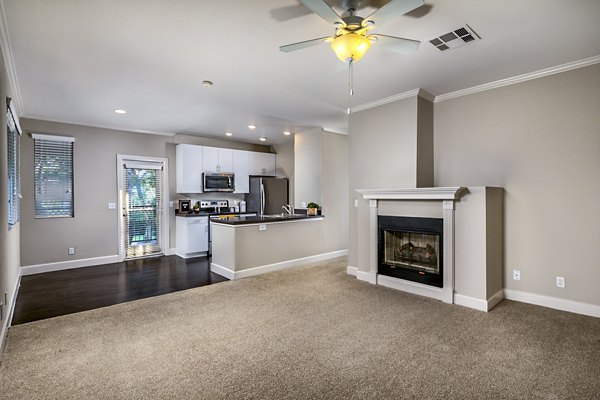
(2, 0, 600, 144)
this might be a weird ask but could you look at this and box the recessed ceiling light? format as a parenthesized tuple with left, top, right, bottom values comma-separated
(248, 124, 256, 130)
(225, 132, 233, 137)
(202, 80, 213, 87)
(283, 131, 291, 136)
(114, 109, 127, 114)
(259, 137, 267, 142)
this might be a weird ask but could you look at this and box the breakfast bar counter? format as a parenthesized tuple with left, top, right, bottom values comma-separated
(210, 214, 334, 280)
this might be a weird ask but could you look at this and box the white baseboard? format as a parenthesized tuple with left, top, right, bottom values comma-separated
(454, 293, 488, 311)
(210, 263, 235, 280)
(346, 266, 358, 276)
(504, 289, 600, 318)
(211, 249, 348, 280)
(356, 270, 376, 284)
(21, 255, 120, 275)
(454, 290, 504, 312)
(1, 274, 21, 359)
(487, 289, 505, 311)
(175, 251, 208, 259)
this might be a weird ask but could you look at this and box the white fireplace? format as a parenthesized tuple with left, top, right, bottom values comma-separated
(349, 187, 504, 312)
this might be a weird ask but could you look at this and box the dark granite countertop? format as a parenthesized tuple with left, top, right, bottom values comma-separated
(210, 214, 324, 225)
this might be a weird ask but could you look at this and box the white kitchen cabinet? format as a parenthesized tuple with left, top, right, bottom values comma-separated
(203, 147, 233, 173)
(176, 144, 203, 193)
(232, 149, 249, 193)
(176, 216, 209, 258)
(248, 152, 276, 176)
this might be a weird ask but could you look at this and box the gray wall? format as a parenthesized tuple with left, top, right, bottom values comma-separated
(321, 131, 349, 252)
(273, 140, 294, 205)
(0, 43, 20, 341)
(19, 118, 270, 266)
(435, 64, 600, 306)
(347, 95, 432, 269)
(294, 128, 323, 209)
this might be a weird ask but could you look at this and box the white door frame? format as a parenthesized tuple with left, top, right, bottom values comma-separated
(116, 154, 170, 262)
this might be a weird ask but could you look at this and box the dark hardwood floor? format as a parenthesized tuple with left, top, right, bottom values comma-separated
(12, 255, 227, 325)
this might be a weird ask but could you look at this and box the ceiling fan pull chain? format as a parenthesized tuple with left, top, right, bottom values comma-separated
(347, 60, 354, 115)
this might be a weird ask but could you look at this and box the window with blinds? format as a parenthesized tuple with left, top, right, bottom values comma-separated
(7, 98, 21, 228)
(33, 134, 74, 218)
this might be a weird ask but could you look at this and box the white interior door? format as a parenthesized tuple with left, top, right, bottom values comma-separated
(117, 155, 169, 261)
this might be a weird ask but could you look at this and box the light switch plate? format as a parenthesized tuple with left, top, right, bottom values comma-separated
(259, 224, 267, 231)
(108, 202, 116, 210)
(354, 199, 358, 208)
(169, 201, 174, 208)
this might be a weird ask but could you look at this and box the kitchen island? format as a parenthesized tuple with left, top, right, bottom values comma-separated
(210, 214, 344, 280)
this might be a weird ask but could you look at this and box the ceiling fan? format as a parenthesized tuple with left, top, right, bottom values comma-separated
(279, 0, 424, 63)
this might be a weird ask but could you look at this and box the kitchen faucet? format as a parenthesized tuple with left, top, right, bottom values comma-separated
(282, 205, 294, 215)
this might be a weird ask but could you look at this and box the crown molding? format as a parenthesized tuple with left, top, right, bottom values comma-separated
(352, 88, 434, 113)
(434, 55, 600, 103)
(22, 115, 176, 137)
(0, 0, 24, 115)
(351, 55, 600, 112)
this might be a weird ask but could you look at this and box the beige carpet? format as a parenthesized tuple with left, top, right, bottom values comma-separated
(1, 257, 599, 399)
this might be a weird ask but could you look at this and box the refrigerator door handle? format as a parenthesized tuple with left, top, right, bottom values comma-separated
(260, 183, 265, 215)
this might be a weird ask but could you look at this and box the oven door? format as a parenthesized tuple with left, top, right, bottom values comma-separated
(203, 173, 234, 192)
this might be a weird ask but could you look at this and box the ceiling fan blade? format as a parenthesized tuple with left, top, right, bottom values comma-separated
(298, 0, 344, 25)
(270, 4, 312, 22)
(364, 0, 424, 27)
(280, 37, 332, 53)
(370, 34, 420, 54)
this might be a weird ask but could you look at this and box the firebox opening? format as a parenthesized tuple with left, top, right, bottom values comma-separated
(378, 216, 444, 288)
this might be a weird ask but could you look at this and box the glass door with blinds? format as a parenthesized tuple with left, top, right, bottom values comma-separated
(117, 156, 168, 260)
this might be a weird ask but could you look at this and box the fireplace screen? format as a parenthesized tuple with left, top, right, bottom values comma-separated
(383, 230, 440, 274)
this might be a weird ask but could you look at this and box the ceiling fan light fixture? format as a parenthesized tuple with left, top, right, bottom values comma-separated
(331, 33, 371, 63)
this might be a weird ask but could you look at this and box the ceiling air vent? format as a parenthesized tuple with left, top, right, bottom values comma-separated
(430, 24, 480, 52)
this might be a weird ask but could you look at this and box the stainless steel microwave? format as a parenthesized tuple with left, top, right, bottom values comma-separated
(203, 173, 235, 192)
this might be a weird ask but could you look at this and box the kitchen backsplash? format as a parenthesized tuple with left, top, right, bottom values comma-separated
(175, 192, 245, 210)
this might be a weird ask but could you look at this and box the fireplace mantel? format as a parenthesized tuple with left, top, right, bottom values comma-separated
(355, 187, 467, 305)
(352, 186, 504, 312)
(356, 187, 467, 201)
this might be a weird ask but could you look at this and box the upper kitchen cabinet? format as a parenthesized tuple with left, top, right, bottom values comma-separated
(176, 144, 203, 193)
(203, 147, 233, 173)
(232, 150, 249, 193)
(248, 152, 276, 176)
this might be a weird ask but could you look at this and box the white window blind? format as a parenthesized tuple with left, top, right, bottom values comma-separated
(7, 98, 21, 228)
(33, 134, 74, 218)
(120, 162, 164, 258)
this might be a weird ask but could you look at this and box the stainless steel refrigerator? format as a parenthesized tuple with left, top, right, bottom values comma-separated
(246, 177, 289, 216)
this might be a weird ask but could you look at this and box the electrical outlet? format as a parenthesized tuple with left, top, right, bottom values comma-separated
(556, 276, 565, 288)
(512, 269, 521, 281)
(108, 202, 116, 210)
(301, 202, 307, 208)
(169, 201, 174, 208)
(259, 224, 266, 231)
(68, 247, 75, 255)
